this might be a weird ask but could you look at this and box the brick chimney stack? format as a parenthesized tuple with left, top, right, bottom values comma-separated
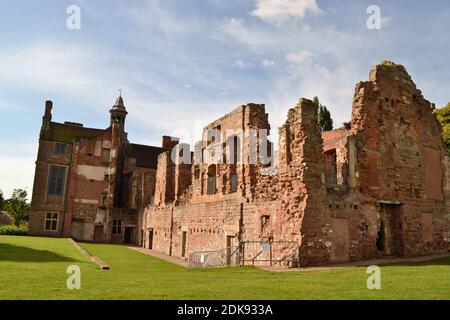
(40, 100, 53, 138)
(162, 136, 180, 150)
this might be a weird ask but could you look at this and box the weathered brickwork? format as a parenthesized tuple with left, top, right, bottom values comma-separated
(29, 61, 449, 265)
(29, 96, 167, 245)
(143, 61, 450, 266)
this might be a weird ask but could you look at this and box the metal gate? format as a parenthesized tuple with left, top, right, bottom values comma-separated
(188, 241, 300, 269)
(239, 241, 300, 268)
(188, 246, 240, 268)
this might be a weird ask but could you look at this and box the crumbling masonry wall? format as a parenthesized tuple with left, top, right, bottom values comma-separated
(143, 61, 450, 266)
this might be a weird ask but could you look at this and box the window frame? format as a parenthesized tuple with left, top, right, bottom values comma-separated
(53, 142, 67, 156)
(112, 220, 122, 235)
(44, 212, 59, 232)
(47, 165, 67, 197)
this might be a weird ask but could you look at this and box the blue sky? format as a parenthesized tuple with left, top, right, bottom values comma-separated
(0, 0, 449, 198)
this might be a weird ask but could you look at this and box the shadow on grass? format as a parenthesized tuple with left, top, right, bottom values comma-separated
(0, 243, 76, 262)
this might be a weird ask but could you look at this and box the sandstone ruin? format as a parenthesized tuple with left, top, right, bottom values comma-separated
(29, 61, 450, 266)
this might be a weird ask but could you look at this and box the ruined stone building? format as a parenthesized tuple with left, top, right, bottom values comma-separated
(29, 95, 174, 243)
(29, 61, 450, 266)
(142, 61, 450, 266)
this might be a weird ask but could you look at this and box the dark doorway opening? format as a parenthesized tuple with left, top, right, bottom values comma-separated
(148, 229, 154, 250)
(93, 225, 104, 242)
(226, 236, 235, 266)
(124, 227, 134, 244)
(181, 231, 187, 258)
(377, 204, 404, 256)
(376, 221, 385, 251)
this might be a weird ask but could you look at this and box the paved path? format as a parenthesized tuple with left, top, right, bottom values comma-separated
(128, 246, 189, 268)
(128, 246, 450, 272)
(259, 252, 450, 272)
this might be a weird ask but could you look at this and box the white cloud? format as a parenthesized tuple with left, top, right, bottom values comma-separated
(251, 0, 322, 25)
(125, 0, 202, 38)
(262, 59, 275, 68)
(234, 60, 255, 69)
(220, 18, 273, 47)
(285, 50, 315, 64)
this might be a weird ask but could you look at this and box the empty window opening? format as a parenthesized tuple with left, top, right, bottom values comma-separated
(261, 215, 270, 227)
(207, 164, 217, 195)
(324, 149, 337, 185)
(194, 166, 200, 180)
(231, 175, 238, 193)
(207, 125, 221, 146)
(101, 148, 111, 164)
(226, 135, 241, 165)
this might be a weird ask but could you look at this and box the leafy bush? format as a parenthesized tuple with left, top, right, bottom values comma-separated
(0, 225, 28, 235)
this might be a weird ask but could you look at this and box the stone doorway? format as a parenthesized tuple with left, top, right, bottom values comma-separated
(124, 227, 135, 244)
(226, 235, 235, 266)
(93, 225, 104, 242)
(148, 229, 154, 250)
(181, 231, 187, 258)
(377, 204, 404, 256)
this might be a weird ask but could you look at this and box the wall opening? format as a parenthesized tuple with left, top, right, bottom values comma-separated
(148, 228, 154, 250)
(377, 204, 404, 256)
(376, 221, 385, 252)
(324, 149, 337, 185)
(124, 227, 134, 244)
(226, 235, 235, 266)
(93, 224, 104, 242)
(207, 164, 217, 195)
(181, 231, 188, 258)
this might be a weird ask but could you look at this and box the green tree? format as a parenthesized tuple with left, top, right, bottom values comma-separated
(313, 96, 334, 132)
(4, 189, 30, 226)
(0, 190, 4, 210)
(434, 103, 450, 155)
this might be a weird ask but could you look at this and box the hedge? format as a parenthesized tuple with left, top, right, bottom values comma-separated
(0, 225, 28, 235)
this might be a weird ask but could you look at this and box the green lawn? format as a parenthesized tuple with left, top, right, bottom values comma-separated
(0, 235, 449, 300)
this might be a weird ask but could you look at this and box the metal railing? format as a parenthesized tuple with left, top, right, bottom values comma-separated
(239, 241, 300, 268)
(188, 246, 240, 268)
(188, 241, 300, 269)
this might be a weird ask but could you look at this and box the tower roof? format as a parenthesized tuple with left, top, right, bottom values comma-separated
(110, 94, 127, 114)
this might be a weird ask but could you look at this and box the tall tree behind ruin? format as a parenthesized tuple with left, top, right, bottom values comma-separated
(434, 103, 450, 155)
(313, 96, 333, 132)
